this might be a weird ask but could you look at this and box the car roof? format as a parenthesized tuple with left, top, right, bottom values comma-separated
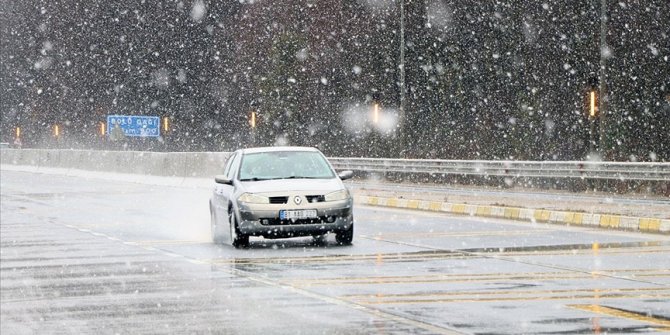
(238, 146, 321, 155)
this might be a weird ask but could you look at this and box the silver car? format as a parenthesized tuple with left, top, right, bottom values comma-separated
(209, 146, 354, 248)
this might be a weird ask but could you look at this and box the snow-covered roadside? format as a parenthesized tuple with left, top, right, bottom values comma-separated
(1, 164, 211, 189)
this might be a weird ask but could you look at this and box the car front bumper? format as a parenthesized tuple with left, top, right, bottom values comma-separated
(236, 199, 353, 238)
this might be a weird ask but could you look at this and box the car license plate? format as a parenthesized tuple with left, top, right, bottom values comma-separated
(280, 209, 317, 220)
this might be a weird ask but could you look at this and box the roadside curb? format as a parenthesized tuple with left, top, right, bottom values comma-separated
(355, 195, 670, 234)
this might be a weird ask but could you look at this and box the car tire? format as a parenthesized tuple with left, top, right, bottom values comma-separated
(229, 209, 249, 249)
(210, 204, 225, 244)
(335, 223, 353, 245)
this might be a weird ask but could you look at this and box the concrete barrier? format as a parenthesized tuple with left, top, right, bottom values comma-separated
(1, 149, 231, 179)
(356, 195, 670, 234)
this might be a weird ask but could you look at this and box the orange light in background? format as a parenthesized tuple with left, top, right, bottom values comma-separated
(373, 103, 379, 124)
(163, 117, 169, 132)
(590, 91, 596, 118)
(100, 122, 105, 136)
(250, 111, 256, 128)
(16, 127, 21, 138)
(53, 124, 60, 137)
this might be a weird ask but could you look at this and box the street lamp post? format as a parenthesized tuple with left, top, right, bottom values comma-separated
(598, 0, 607, 158)
(398, 0, 406, 157)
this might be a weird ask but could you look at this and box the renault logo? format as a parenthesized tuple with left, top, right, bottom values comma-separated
(294, 196, 302, 205)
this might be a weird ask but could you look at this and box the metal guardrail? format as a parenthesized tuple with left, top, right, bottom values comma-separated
(329, 158, 670, 181)
(2, 148, 668, 182)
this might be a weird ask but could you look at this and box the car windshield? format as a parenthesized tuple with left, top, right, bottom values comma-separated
(238, 151, 335, 181)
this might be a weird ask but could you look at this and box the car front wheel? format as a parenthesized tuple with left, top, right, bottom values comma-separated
(335, 223, 354, 245)
(229, 209, 249, 248)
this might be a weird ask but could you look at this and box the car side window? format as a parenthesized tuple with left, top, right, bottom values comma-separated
(223, 153, 236, 177)
(226, 153, 242, 180)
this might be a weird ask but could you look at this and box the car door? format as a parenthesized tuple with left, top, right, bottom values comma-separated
(213, 152, 239, 221)
(219, 152, 241, 220)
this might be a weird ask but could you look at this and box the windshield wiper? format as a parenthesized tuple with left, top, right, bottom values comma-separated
(239, 177, 265, 181)
(239, 177, 290, 181)
(240, 176, 324, 181)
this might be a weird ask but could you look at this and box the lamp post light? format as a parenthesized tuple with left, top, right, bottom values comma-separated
(52, 124, 61, 148)
(589, 90, 598, 154)
(250, 111, 257, 129)
(163, 117, 170, 133)
(13, 127, 22, 148)
(249, 111, 257, 146)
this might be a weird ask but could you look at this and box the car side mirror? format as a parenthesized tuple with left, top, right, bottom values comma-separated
(337, 170, 354, 181)
(214, 175, 233, 185)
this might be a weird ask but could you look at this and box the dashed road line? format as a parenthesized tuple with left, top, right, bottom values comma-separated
(125, 240, 208, 246)
(207, 250, 475, 265)
(569, 304, 670, 330)
(366, 229, 552, 238)
(284, 270, 670, 287)
(344, 287, 670, 305)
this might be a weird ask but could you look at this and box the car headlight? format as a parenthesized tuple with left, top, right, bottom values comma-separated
(324, 189, 350, 202)
(238, 193, 269, 204)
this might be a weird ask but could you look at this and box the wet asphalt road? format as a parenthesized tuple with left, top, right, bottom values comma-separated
(1, 170, 669, 334)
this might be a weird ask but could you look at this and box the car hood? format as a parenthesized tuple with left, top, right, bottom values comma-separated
(239, 178, 345, 194)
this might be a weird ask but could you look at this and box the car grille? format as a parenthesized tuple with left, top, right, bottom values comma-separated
(306, 195, 325, 203)
(268, 195, 324, 204)
(261, 217, 327, 225)
(269, 196, 288, 204)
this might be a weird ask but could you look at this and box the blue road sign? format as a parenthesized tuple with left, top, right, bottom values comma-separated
(107, 115, 160, 138)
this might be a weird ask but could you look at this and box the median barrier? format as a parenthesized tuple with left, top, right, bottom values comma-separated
(356, 195, 670, 234)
